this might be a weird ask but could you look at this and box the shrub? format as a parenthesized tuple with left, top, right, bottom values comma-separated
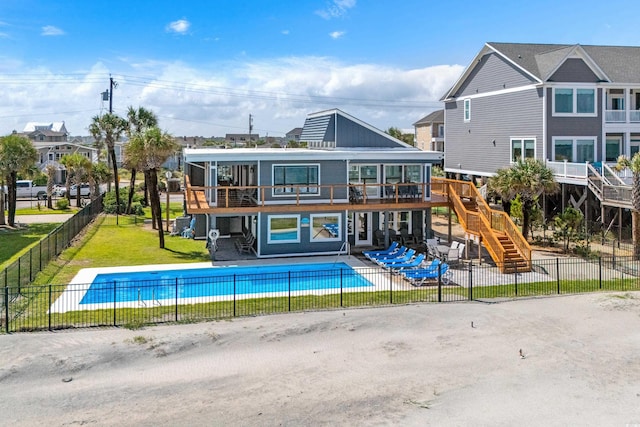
(102, 190, 127, 214)
(56, 198, 69, 210)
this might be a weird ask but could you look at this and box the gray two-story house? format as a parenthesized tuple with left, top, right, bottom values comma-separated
(183, 109, 445, 258)
(442, 42, 640, 230)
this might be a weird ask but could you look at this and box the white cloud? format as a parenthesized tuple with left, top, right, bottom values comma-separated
(166, 19, 190, 34)
(316, 0, 356, 19)
(0, 56, 463, 138)
(281, 30, 290, 35)
(41, 25, 64, 36)
(329, 31, 345, 39)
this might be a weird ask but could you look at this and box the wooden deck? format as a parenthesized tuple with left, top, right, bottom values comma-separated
(185, 182, 450, 215)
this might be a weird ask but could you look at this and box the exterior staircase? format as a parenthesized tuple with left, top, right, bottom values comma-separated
(587, 163, 633, 209)
(432, 178, 531, 273)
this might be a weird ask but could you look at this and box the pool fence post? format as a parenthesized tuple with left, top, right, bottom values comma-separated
(389, 267, 393, 304)
(556, 258, 560, 294)
(288, 271, 291, 312)
(4, 286, 9, 333)
(48, 284, 52, 331)
(340, 269, 343, 307)
(175, 278, 179, 322)
(437, 263, 442, 302)
(599, 256, 602, 289)
(233, 275, 236, 317)
(514, 265, 518, 296)
(113, 280, 117, 326)
(29, 248, 32, 282)
(17, 258, 21, 294)
(468, 261, 473, 301)
(39, 240, 42, 272)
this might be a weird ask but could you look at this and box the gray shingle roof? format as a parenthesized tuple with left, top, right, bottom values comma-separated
(488, 42, 640, 83)
(413, 109, 444, 126)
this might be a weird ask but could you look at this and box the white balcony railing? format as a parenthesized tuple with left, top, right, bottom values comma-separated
(546, 160, 588, 180)
(605, 109, 640, 123)
(605, 110, 626, 122)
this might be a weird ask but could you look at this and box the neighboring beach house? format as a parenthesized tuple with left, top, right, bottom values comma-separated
(183, 108, 445, 258)
(19, 122, 98, 183)
(441, 42, 640, 230)
(413, 109, 445, 152)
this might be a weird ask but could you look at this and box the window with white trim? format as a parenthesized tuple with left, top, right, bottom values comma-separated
(273, 164, 319, 195)
(552, 137, 596, 163)
(510, 138, 536, 162)
(310, 214, 341, 242)
(267, 214, 300, 244)
(553, 87, 596, 116)
(463, 99, 471, 122)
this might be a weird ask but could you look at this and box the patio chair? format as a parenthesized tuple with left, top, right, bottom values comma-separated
(400, 258, 441, 279)
(457, 243, 466, 259)
(235, 233, 255, 254)
(181, 217, 196, 239)
(363, 241, 399, 260)
(403, 262, 451, 286)
(445, 248, 460, 265)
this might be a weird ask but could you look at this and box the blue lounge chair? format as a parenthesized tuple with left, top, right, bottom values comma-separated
(376, 248, 416, 266)
(384, 253, 426, 271)
(181, 217, 196, 239)
(402, 262, 451, 286)
(363, 242, 399, 259)
(322, 223, 340, 237)
(368, 246, 408, 263)
(367, 245, 407, 262)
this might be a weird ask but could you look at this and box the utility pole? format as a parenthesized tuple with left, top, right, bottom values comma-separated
(109, 76, 117, 114)
(249, 114, 253, 147)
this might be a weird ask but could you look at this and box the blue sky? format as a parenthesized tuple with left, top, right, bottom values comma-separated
(1, 0, 640, 137)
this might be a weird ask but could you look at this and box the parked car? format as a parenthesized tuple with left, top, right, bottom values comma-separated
(16, 180, 48, 200)
(57, 184, 91, 198)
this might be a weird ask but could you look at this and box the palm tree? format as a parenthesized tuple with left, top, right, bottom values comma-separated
(59, 154, 75, 204)
(125, 106, 158, 213)
(63, 153, 92, 207)
(89, 161, 111, 201)
(125, 127, 178, 248)
(489, 159, 558, 241)
(616, 153, 640, 258)
(89, 113, 128, 213)
(0, 134, 38, 226)
(45, 164, 57, 209)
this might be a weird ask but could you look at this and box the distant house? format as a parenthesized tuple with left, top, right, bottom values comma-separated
(285, 127, 303, 144)
(413, 110, 444, 152)
(19, 122, 97, 183)
(225, 133, 259, 147)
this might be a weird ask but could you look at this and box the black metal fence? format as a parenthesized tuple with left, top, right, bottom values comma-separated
(3, 254, 640, 333)
(0, 195, 103, 320)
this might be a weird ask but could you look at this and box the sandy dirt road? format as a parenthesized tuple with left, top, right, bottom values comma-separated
(1, 293, 640, 426)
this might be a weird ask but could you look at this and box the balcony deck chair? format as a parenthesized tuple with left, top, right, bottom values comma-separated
(363, 241, 399, 260)
(349, 186, 364, 204)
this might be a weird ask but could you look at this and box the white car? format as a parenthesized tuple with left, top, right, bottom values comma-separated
(57, 184, 91, 198)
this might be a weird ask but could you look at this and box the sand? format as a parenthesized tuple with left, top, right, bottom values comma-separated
(1, 293, 640, 426)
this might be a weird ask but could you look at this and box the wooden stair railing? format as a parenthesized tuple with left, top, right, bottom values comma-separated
(433, 178, 531, 273)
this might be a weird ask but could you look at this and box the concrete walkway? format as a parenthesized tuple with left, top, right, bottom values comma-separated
(14, 214, 74, 224)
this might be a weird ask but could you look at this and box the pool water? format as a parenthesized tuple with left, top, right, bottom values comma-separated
(80, 262, 373, 304)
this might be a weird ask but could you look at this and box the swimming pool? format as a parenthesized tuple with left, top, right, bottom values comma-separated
(78, 262, 374, 305)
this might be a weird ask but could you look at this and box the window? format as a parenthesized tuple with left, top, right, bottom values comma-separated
(463, 99, 471, 122)
(310, 214, 341, 242)
(273, 164, 319, 195)
(553, 88, 596, 116)
(349, 164, 379, 198)
(631, 139, 640, 157)
(605, 138, 621, 162)
(379, 211, 411, 234)
(267, 215, 300, 244)
(552, 137, 596, 162)
(437, 124, 444, 138)
(511, 138, 536, 162)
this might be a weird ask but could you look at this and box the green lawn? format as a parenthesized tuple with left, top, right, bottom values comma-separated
(32, 214, 211, 286)
(0, 223, 60, 267)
